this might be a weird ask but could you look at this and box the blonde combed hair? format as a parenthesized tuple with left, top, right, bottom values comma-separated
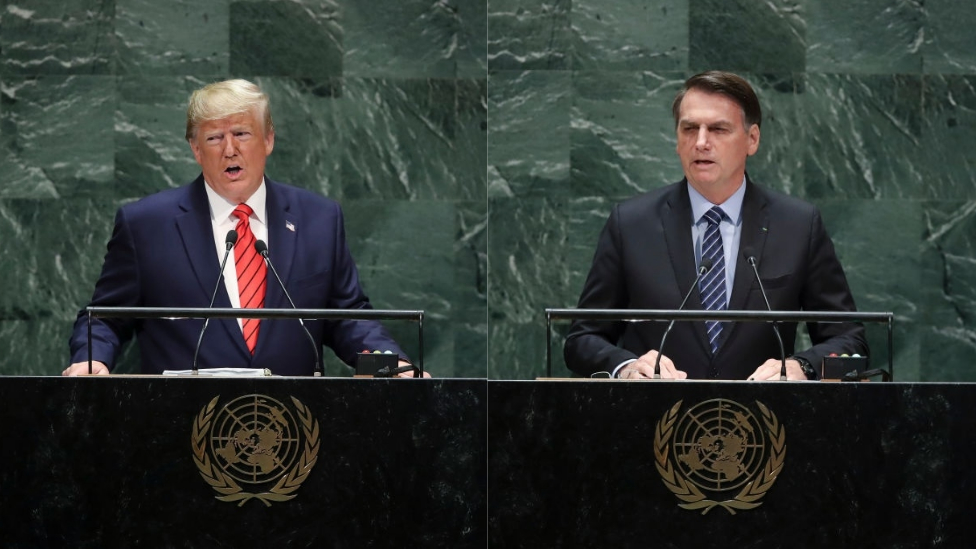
(185, 79, 274, 140)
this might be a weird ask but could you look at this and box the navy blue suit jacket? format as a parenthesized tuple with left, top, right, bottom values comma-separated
(70, 176, 406, 375)
(564, 178, 868, 379)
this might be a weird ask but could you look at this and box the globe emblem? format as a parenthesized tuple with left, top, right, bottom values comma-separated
(210, 395, 302, 485)
(672, 399, 766, 492)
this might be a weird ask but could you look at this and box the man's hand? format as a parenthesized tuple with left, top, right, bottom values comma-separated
(618, 350, 688, 380)
(395, 360, 431, 378)
(63, 361, 110, 376)
(747, 358, 807, 381)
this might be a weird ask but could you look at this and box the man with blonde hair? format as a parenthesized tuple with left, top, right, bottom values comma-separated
(65, 79, 418, 377)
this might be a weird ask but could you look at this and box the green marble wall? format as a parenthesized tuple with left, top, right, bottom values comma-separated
(8, 0, 976, 381)
(0, 0, 487, 378)
(488, 0, 976, 380)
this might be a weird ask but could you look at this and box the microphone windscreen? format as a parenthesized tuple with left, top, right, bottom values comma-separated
(225, 229, 238, 246)
(254, 239, 268, 255)
(741, 247, 756, 264)
(700, 256, 714, 272)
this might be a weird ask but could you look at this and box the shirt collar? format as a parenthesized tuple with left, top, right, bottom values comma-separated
(204, 178, 267, 225)
(688, 176, 746, 225)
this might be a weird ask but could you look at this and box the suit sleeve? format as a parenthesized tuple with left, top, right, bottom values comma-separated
(68, 207, 140, 369)
(320, 205, 409, 366)
(563, 204, 642, 377)
(793, 208, 868, 369)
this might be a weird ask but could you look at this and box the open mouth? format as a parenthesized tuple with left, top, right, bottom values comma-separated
(225, 165, 242, 177)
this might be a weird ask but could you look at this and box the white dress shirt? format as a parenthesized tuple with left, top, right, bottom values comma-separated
(203, 180, 269, 331)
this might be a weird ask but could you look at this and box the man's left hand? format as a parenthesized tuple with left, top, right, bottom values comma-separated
(747, 358, 807, 381)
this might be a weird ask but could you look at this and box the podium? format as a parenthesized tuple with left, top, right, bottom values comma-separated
(488, 380, 976, 548)
(0, 377, 485, 548)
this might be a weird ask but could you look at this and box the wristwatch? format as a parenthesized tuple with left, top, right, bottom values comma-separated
(791, 356, 817, 380)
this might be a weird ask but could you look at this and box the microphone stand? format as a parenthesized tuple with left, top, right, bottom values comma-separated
(746, 255, 787, 381)
(255, 240, 323, 377)
(653, 258, 713, 379)
(192, 230, 238, 374)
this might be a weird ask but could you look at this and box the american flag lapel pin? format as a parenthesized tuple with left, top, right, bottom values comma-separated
(285, 221, 295, 232)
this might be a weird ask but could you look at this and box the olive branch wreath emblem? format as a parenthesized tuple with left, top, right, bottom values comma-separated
(653, 399, 786, 515)
(191, 395, 320, 507)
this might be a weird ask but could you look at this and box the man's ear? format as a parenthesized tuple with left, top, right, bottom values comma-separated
(747, 124, 760, 156)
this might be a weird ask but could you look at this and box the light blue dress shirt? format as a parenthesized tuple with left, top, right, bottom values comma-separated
(610, 177, 747, 378)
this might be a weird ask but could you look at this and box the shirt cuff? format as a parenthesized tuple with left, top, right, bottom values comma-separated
(611, 359, 637, 379)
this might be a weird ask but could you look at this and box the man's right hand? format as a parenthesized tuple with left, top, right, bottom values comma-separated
(63, 361, 110, 376)
(618, 350, 688, 379)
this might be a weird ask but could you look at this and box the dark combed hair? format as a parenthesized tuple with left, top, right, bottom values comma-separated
(671, 71, 762, 130)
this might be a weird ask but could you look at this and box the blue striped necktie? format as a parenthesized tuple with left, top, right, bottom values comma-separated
(699, 206, 727, 354)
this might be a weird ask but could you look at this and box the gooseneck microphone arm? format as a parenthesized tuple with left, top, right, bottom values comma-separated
(192, 230, 238, 374)
(653, 257, 713, 379)
(745, 253, 787, 381)
(254, 240, 323, 377)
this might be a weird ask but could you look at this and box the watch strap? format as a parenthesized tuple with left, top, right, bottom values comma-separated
(791, 356, 818, 380)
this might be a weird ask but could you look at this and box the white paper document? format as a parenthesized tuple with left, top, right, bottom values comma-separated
(161, 368, 273, 377)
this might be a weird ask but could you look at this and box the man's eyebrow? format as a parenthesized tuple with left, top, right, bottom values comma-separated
(678, 119, 735, 128)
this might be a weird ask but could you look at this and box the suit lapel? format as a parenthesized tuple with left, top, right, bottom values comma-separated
(728, 179, 769, 311)
(253, 179, 298, 358)
(721, 178, 770, 350)
(174, 175, 250, 360)
(263, 179, 297, 308)
(662, 181, 711, 356)
(175, 176, 224, 302)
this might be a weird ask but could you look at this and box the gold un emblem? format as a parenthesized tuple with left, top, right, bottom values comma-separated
(654, 399, 786, 514)
(192, 394, 320, 506)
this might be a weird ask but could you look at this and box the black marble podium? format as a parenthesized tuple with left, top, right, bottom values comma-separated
(488, 380, 976, 548)
(0, 377, 485, 548)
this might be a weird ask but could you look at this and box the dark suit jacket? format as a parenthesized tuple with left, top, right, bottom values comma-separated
(564, 177, 868, 379)
(69, 176, 406, 375)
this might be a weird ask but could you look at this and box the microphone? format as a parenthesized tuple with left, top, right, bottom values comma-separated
(742, 249, 787, 381)
(653, 257, 713, 378)
(374, 365, 419, 378)
(192, 230, 238, 374)
(254, 239, 323, 377)
(842, 368, 891, 382)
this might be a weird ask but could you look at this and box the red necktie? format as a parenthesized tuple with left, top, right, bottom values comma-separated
(232, 204, 266, 354)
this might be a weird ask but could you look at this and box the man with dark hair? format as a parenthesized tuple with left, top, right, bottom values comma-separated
(564, 71, 867, 380)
